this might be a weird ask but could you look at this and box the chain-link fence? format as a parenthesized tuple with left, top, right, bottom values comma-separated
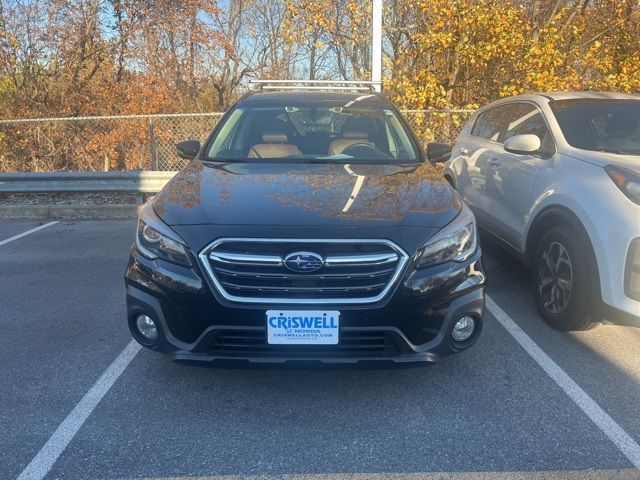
(0, 109, 473, 172)
(401, 109, 474, 147)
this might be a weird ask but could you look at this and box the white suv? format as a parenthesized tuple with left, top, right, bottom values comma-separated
(439, 92, 640, 331)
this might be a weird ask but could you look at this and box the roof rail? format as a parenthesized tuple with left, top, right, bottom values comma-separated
(250, 79, 382, 93)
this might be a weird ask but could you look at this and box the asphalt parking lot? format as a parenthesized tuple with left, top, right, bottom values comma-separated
(2, 219, 640, 480)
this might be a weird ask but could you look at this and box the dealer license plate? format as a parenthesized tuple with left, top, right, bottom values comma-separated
(266, 310, 340, 345)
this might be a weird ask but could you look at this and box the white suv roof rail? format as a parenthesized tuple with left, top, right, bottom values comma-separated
(250, 79, 382, 93)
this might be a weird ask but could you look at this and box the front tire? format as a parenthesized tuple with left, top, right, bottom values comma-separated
(532, 225, 600, 331)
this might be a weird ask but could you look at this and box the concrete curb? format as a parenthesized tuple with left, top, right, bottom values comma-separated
(0, 204, 142, 219)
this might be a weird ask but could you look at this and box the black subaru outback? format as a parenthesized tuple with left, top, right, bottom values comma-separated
(125, 82, 486, 365)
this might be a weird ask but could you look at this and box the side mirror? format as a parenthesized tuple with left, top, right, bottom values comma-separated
(176, 140, 201, 160)
(426, 142, 452, 164)
(503, 134, 541, 155)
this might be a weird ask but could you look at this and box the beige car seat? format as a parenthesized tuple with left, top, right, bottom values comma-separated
(328, 131, 373, 156)
(248, 133, 301, 158)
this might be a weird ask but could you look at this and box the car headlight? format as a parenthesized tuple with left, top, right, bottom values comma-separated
(415, 206, 477, 268)
(606, 164, 640, 205)
(136, 204, 191, 267)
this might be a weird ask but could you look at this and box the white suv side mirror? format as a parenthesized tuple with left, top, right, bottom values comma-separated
(504, 134, 541, 155)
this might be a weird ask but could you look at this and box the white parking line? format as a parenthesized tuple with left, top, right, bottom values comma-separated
(486, 296, 640, 469)
(13, 291, 640, 478)
(17, 340, 141, 480)
(0, 221, 59, 247)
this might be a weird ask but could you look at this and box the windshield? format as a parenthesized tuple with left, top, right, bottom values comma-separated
(205, 100, 420, 163)
(550, 99, 640, 155)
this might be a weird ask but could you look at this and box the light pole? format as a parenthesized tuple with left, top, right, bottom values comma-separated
(371, 0, 382, 92)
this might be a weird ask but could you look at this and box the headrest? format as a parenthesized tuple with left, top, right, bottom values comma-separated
(342, 131, 369, 140)
(607, 115, 634, 135)
(262, 133, 288, 143)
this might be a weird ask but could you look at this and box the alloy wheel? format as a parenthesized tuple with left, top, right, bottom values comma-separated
(537, 241, 573, 314)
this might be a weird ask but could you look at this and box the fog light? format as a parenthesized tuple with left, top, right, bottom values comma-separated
(626, 239, 640, 300)
(630, 271, 640, 295)
(452, 316, 475, 342)
(136, 315, 158, 341)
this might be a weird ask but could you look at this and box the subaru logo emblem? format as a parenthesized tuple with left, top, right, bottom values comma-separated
(284, 251, 324, 273)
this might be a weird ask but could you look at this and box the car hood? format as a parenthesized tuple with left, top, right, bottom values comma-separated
(153, 161, 461, 228)
(566, 148, 640, 172)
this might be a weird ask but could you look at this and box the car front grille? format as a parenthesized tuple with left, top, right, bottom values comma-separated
(208, 329, 401, 357)
(198, 238, 409, 304)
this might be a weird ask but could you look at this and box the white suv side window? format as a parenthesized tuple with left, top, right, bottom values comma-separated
(498, 103, 555, 156)
(472, 103, 555, 156)
(471, 106, 510, 142)
(471, 104, 526, 143)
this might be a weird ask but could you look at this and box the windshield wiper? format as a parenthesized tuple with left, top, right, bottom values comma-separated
(595, 148, 640, 155)
(594, 148, 626, 154)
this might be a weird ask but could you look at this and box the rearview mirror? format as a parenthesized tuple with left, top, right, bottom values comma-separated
(426, 142, 452, 164)
(503, 134, 541, 155)
(176, 140, 201, 160)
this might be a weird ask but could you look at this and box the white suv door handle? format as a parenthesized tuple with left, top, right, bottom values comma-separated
(488, 158, 501, 167)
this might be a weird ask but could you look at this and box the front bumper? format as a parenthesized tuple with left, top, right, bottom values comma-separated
(125, 246, 486, 365)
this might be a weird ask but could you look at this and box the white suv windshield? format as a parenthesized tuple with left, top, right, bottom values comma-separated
(205, 101, 420, 163)
(550, 99, 640, 155)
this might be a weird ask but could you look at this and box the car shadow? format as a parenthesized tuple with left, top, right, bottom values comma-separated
(479, 230, 640, 443)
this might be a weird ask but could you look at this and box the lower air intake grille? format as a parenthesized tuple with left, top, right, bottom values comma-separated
(208, 329, 400, 357)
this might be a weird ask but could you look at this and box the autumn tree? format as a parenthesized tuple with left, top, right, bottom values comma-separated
(387, 0, 640, 109)
(2, 0, 640, 171)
